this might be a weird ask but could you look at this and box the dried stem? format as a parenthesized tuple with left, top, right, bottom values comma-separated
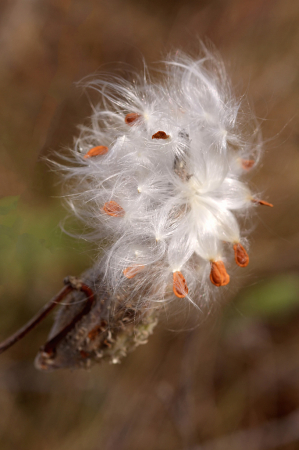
(0, 285, 73, 354)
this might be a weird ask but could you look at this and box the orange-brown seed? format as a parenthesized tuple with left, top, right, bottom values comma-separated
(252, 198, 273, 207)
(125, 112, 141, 125)
(88, 321, 107, 340)
(241, 159, 255, 170)
(173, 271, 188, 298)
(123, 265, 145, 279)
(210, 261, 230, 287)
(233, 243, 249, 267)
(84, 145, 109, 159)
(103, 201, 125, 217)
(152, 131, 170, 139)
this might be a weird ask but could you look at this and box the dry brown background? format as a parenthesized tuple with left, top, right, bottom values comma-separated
(0, 0, 299, 449)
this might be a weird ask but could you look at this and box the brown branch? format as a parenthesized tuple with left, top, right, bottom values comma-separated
(0, 285, 73, 355)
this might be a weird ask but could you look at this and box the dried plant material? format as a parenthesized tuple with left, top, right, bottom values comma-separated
(210, 261, 230, 287)
(103, 201, 125, 217)
(252, 198, 273, 207)
(233, 243, 249, 267)
(123, 265, 145, 279)
(84, 145, 109, 159)
(241, 159, 255, 170)
(173, 271, 188, 298)
(33, 269, 159, 370)
(152, 131, 170, 139)
(88, 321, 107, 341)
(125, 112, 141, 125)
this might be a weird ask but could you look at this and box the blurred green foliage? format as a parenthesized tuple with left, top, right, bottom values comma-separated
(236, 275, 299, 319)
(0, 195, 91, 334)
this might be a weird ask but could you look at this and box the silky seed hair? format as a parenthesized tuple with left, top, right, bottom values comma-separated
(51, 48, 272, 311)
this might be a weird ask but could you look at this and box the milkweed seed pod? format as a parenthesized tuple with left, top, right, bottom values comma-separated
(0, 48, 273, 370)
(34, 270, 158, 370)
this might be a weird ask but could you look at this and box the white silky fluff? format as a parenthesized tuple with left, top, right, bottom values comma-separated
(53, 49, 263, 310)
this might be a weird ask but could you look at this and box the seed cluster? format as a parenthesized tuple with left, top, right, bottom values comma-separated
(55, 50, 272, 308)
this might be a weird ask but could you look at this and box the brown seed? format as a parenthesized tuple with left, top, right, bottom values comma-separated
(210, 261, 230, 287)
(173, 271, 188, 298)
(152, 131, 170, 139)
(88, 322, 107, 340)
(125, 112, 141, 125)
(252, 198, 273, 207)
(241, 159, 255, 170)
(233, 243, 249, 267)
(103, 339, 112, 348)
(103, 201, 125, 217)
(123, 265, 145, 279)
(84, 145, 109, 159)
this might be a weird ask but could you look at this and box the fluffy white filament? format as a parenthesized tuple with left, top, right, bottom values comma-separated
(53, 49, 268, 310)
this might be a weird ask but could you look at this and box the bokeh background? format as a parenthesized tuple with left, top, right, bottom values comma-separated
(0, 0, 299, 449)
